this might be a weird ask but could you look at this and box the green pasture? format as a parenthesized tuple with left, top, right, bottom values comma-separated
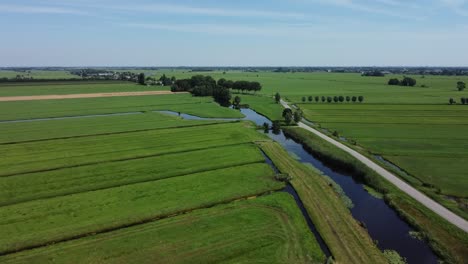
(0, 112, 225, 144)
(0, 93, 244, 121)
(0, 70, 76, 80)
(0, 193, 324, 264)
(0, 81, 167, 96)
(0, 163, 282, 255)
(299, 103, 468, 198)
(0, 122, 262, 176)
(0, 144, 264, 206)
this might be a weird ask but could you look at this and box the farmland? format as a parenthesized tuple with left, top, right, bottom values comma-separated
(0, 193, 323, 264)
(0, 81, 327, 263)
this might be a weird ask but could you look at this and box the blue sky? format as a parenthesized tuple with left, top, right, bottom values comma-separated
(1, 0, 467, 66)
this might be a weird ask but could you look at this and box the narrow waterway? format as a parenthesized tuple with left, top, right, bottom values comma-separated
(163, 108, 439, 264)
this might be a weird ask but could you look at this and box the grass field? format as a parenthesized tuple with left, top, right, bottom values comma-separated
(0, 163, 283, 254)
(0, 144, 264, 206)
(0, 81, 169, 96)
(0, 70, 76, 80)
(0, 93, 244, 121)
(0, 122, 261, 176)
(0, 193, 324, 264)
(0, 87, 327, 262)
(0, 112, 228, 144)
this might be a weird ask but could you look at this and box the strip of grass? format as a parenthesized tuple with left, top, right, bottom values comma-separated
(0, 94, 243, 121)
(0, 144, 264, 206)
(0, 82, 167, 96)
(0, 112, 225, 144)
(282, 127, 468, 264)
(258, 141, 386, 264)
(0, 193, 324, 264)
(0, 163, 283, 255)
(0, 122, 263, 176)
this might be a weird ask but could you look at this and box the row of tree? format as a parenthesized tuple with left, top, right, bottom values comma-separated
(301, 95, 364, 103)
(138, 73, 176, 86)
(388, 77, 417, 87)
(449, 98, 468, 105)
(282, 108, 303, 125)
(170, 75, 232, 106)
(217, 79, 262, 94)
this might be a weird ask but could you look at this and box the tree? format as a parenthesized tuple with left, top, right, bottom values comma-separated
(321, 96, 326, 103)
(457, 81, 466, 91)
(333, 96, 339, 103)
(315, 96, 320, 102)
(233, 96, 241, 107)
(339, 96, 344, 102)
(388, 78, 400, 86)
(272, 121, 281, 134)
(352, 96, 357, 102)
(308, 96, 313, 102)
(138, 73, 145, 85)
(461, 98, 467, 105)
(327, 96, 332, 103)
(213, 87, 231, 107)
(400, 77, 417, 87)
(263, 122, 270, 133)
(346, 96, 351, 102)
(302, 97, 306, 103)
(449, 98, 456, 105)
(358, 96, 364, 103)
(293, 110, 303, 123)
(275, 93, 281, 104)
(217, 78, 227, 87)
(282, 108, 293, 125)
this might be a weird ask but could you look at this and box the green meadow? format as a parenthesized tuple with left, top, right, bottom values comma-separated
(0, 84, 326, 262)
(0, 193, 324, 264)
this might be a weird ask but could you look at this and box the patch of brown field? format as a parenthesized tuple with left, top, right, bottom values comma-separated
(0, 91, 189, 102)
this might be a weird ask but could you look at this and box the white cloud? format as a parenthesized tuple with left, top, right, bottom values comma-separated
(0, 4, 87, 15)
(110, 3, 305, 19)
(306, 0, 425, 20)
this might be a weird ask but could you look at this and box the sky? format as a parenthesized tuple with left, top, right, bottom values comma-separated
(1, 0, 468, 67)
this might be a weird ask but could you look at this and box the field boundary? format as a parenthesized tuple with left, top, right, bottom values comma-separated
(0, 91, 188, 102)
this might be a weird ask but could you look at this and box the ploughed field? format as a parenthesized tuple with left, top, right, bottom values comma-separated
(0, 90, 324, 263)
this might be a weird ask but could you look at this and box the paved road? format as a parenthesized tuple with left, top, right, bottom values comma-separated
(281, 100, 468, 233)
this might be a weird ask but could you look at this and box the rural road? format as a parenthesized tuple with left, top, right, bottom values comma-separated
(280, 100, 468, 233)
(0, 91, 188, 102)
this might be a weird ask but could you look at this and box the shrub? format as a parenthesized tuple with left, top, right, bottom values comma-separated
(388, 78, 400, 85)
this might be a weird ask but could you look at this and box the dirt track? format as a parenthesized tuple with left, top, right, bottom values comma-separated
(0, 91, 188, 102)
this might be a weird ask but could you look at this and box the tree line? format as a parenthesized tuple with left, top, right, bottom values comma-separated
(170, 75, 262, 107)
(388, 77, 417, 87)
(449, 97, 468, 105)
(301, 95, 364, 103)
